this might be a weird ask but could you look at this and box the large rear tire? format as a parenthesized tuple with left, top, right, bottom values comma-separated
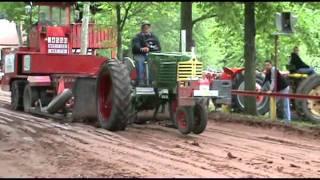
(232, 72, 270, 115)
(299, 74, 320, 123)
(96, 59, 132, 131)
(11, 80, 27, 111)
(295, 74, 317, 116)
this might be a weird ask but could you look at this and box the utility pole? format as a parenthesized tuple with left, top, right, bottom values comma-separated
(16, 22, 23, 46)
(116, 3, 122, 60)
(25, 3, 32, 47)
(270, 12, 297, 120)
(270, 34, 279, 121)
(180, 2, 192, 52)
(80, 2, 90, 55)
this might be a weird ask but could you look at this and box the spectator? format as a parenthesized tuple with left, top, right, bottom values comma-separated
(262, 60, 291, 123)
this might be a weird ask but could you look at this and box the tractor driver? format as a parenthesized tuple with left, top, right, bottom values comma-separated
(131, 21, 161, 86)
(289, 46, 315, 75)
(37, 12, 53, 26)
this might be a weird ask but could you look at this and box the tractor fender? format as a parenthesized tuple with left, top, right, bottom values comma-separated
(221, 67, 245, 80)
(27, 76, 51, 87)
(123, 57, 137, 82)
(223, 68, 262, 80)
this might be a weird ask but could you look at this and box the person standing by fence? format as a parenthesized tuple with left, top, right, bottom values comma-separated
(262, 60, 291, 123)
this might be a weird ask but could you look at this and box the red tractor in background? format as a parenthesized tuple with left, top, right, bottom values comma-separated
(206, 65, 320, 123)
(206, 67, 270, 115)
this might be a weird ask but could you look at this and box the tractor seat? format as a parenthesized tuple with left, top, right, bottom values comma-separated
(286, 64, 309, 78)
(287, 73, 309, 79)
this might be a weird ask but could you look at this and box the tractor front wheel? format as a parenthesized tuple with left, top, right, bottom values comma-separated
(192, 99, 208, 134)
(96, 59, 132, 131)
(175, 106, 193, 134)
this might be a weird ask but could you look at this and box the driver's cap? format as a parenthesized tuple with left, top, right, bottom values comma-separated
(141, 21, 151, 27)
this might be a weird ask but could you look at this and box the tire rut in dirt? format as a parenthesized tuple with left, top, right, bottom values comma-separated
(118, 126, 276, 177)
(59, 131, 222, 177)
(43, 127, 202, 176)
(96, 59, 132, 131)
(45, 122, 229, 176)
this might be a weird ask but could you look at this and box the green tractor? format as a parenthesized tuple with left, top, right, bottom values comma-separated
(283, 64, 320, 122)
(93, 52, 231, 135)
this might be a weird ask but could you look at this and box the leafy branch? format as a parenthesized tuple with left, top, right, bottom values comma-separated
(192, 13, 217, 26)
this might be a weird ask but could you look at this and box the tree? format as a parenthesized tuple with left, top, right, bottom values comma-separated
(180, 2, 218, 52)
(243, 2, 257, 115)
(0, 2, 29, 46)
(93, 2, 320, 72)
(80, 2, 90, 55)
(95, 2, 153, 59)
(180, 2, 193, 51)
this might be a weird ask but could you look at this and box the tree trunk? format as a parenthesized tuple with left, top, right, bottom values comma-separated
(116, 3, 122, 60)
(80, 2, 90, 55)
(15, 22, 23, 46)
(180, 2, 193, 52)
(243, 2, 257, 115)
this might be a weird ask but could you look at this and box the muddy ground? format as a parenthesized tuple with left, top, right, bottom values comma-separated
(0, 90, 319, 178)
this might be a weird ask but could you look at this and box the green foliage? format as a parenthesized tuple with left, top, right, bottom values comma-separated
(0, 1, 319, 73)
(92, 1, 320, 71)
(94, 2, 181, 55)
(195, 2, 320, 71)
(0, 2, 27, 22)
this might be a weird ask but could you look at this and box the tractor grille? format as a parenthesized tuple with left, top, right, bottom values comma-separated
(177, 58, 203, 81)
(158, 61, 177, 84)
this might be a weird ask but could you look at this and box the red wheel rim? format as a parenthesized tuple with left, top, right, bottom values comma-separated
(98, 73, 112, 121)
(238, 82, 266, 108)
(177, 110, 187, 129)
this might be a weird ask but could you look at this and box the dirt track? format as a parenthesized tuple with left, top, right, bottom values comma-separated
(0, 90, 320, 178)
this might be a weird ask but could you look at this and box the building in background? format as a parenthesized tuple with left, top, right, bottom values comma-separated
(0, 19, 26, 82)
